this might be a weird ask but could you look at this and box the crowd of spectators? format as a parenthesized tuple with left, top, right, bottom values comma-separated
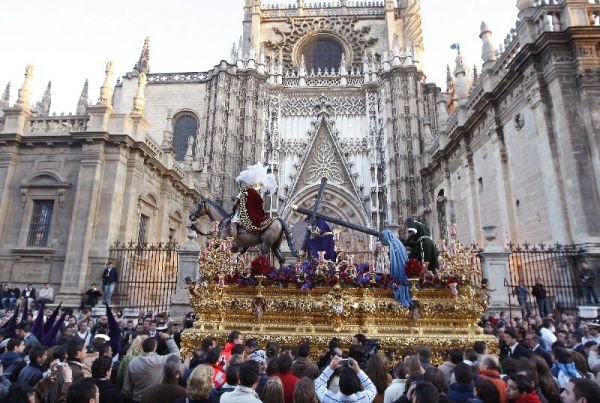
(0, 286, 599, 403)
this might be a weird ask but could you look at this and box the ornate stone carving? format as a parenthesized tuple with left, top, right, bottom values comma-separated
(281, 95, 365, 116)
(263, 16, 378, 69)
(305, 135, 345, 185)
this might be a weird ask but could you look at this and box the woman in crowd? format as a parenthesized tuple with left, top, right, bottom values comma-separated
(263, 377, 285, 403)
(293, 377, 317, 403)
(366, 354, 389, 403)
(183, 364, 217, 403)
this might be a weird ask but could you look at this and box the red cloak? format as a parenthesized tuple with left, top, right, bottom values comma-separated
(246, 187, 268, 227)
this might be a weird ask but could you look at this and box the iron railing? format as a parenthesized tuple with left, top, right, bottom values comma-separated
(506, 242, 587, 314)
(108, 241, 179, 315)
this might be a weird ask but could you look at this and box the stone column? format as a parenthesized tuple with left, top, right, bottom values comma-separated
(0, 147, 18, 245)
(479, 225, 512, 313)
(170, 233, 200, 319)
(58, 142, 106, 305)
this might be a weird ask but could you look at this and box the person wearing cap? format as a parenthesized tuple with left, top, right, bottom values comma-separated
(584, 321, 600, 345)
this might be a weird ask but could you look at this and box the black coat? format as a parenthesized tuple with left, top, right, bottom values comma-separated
(96, 378, 123, 403)
(508, 343, 532, 359)
(532, 345, 553, 368)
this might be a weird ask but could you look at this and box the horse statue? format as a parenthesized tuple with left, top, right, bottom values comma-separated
(189, 196, 299, 266)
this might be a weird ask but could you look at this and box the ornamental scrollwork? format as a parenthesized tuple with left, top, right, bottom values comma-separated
(281, 95, 366, 117)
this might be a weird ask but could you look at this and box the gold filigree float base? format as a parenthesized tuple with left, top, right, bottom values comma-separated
(181, 282, 496, 363)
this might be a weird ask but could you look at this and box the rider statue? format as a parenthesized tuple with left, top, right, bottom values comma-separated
(230, 163, 277, 242)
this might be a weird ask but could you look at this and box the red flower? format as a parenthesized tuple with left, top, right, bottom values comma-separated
(250, 256, 273, 276)
(405, 259, 424, 277)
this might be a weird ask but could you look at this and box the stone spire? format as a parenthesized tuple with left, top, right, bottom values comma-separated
(33, 80, 52, 116)
(480, 21, 497, 72)
(131, 72, 147, 115)
(516, 0, 535, 12)
(133, 37, 150, 74)
(230, 42, 238, 64)
(453, 46, 470, 103)
(162, 109, 173, 149)
(76, 79, 89, 115)
(0, 82, 10, 109)
(16, 65, 34, 109)
(445, 64, 454, 93)
(98, 61, 114, 106)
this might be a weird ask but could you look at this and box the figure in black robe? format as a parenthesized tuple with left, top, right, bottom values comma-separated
(405, 219, 439, 271)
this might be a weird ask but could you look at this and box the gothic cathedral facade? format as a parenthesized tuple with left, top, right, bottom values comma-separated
(0, 0, 599, 299)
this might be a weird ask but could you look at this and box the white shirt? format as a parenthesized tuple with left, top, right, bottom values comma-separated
(384, 379, 406, 403)
(540, 327, 557, 350)
(315, 366, 376, 403)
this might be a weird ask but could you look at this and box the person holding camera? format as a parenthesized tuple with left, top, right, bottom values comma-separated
(315, 356, 376, 403)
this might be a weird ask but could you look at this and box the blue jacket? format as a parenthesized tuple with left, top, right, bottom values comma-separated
(0, 351, 22, 368)
(447, 382, 474, 403)
(16, 362, 44, 387)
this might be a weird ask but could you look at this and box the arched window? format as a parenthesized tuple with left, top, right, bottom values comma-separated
(173, 112, 199, 161)
(301, 37, 343, 72)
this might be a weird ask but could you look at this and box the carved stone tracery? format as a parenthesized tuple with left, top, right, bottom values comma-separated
(281, 95, 366, 116)
(264, 16, 378, 69)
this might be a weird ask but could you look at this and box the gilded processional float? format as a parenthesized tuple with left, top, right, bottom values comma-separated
(183, 171, 496, 362)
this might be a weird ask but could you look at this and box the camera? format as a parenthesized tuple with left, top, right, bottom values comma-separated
(339, 358, 349, 366)
(364, 339, 380, 358)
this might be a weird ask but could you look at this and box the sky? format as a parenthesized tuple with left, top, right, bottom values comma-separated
(0, 0, 517, 114)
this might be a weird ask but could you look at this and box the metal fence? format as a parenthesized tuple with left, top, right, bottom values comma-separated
(108, 241, 179, 315)
(506, 242, 587, 314)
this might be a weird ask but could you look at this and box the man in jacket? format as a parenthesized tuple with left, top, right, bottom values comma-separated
(21, 284, 36, 310)
(122, 334, 180, 403)
(532, 278, 549, 317)
(221, 360, 262, 403)
(475, 355, 508, 403)
(16, 346, 46, 387)
(580, 262, 599, 305)
(102, 262, 118, 305)
(525, 333, 552, 368)
(501, 328, 532, 360)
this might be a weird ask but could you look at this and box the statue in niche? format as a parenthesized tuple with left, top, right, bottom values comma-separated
(436, 189, 447, 240)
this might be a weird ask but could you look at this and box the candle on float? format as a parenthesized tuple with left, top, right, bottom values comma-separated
(450, 223, 457, 237)
(213, 221, 220, 233)
(349, 255, 354, 266)
(318, 251, 326, 262)
(368, 260, 374, 272)
(333, 230, 340, 242)
(218, 274, 225, 286)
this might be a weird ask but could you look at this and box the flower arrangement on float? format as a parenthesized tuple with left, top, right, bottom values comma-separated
(197, 224, 480, 294)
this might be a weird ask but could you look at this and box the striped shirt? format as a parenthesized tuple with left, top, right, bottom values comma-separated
(315, 367, 376, 403)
